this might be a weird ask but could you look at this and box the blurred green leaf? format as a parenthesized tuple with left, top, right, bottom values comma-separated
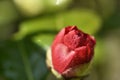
(0, 38, 49, 80)
(32, 34, 55, 49)
(22, 38, 48, 80)
(0, 40, 27, 80)
(0, 0, 19, 40)
(45, 0, 72, 13)
(13, 0, 45, 17)
(0, 0, 19, 25)
(14, 9, 102, 40)
(13, 15, 57, 40)
(72, 0, 116, 19)
(13, 0, 72, 17)
(56, 9, 102, 34)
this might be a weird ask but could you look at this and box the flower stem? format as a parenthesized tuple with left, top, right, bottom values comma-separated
(18, 40, 34, 80)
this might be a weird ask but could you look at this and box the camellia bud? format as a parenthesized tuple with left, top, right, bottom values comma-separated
(47, 26, 96, 79)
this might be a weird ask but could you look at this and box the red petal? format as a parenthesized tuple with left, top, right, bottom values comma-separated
(52, 28, 65, 50)
(66, 46, 88, 68)
(52, 43, 75, 73)
(51, 26, 96, 74)
(63, 30, 81, 50)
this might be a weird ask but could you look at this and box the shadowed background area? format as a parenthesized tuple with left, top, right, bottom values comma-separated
(0, 0, 120, 80)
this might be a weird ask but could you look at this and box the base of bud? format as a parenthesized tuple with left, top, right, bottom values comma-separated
(46, 48, 92, 80)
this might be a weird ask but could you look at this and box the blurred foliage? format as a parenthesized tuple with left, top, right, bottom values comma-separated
(14, 9, 101, 40)
(0, 0, 120, 80)
(32, 34, 55, 49)
(13, 0, 72, 17)
(0, 0, 19, 40)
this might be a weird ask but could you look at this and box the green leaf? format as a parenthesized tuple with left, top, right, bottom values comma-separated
(0, 0, 19, 40)
(14, 9, 102, 40)
(21, 38, 48, 80)
(13, 0, 45, 17)
(13, 0, 72, 17)
(13, 15, 56, 40)
(45, 0, 72, 12)
(0, 0, 19, 25)
(0, 40, 27, 80)
(56, 9, 102, 34)
(32, 34, 55, 49)
(0, 38, 49, 80)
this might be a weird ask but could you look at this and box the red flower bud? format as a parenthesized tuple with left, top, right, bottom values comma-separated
(51, 26, 96, 78)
